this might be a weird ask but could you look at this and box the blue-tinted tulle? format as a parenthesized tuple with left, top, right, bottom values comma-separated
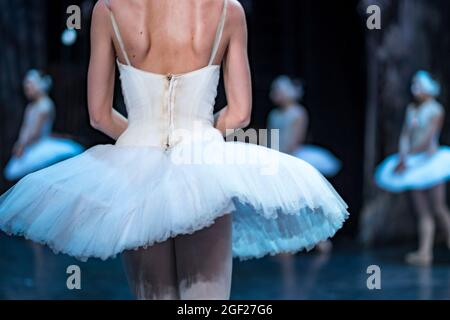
(375, 146, 450, 192)
(4, 136, 84, 181)
(0, 141, 349, 261)
(293, 145, 342, 177)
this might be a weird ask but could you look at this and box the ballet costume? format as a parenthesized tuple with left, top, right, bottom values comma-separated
(268, 104, 342, 177)
(4, 96, 84, 181)
(0, 0, 348, 262)
(375, 99, 450, 192)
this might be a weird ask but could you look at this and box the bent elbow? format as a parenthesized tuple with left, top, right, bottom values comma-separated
(89, 114, 105, 131)
(231, 104, 251, 129)
(239, 115, 251, 128)
(89, 118, 100, 130)
(237, 107, 251, 128)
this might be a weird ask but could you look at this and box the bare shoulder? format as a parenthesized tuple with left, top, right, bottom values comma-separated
(37, 97, 55, 114)
(293, 104, 307, 117)
(90, 0, 115, 40)
(429, 99, 445, 118)
(227, 0, 247, 28)
(405, 103, 415, 113)
(91, 0, 111, 24)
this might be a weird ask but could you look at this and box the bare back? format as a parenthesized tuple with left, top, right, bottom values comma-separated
(106, 0, 230, 74)
(88, 0, 251, 140)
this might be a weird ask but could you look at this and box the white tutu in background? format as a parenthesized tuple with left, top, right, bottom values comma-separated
(4, 136, 84, 181)
(293, 145, 342, 177)
(375, 146, 450, 192)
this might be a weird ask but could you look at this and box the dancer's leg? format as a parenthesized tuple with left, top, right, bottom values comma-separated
(278, 254, 296, 299)
(315, 240, 333, 254)
(430, 183, 450, 249)
(406, 190, 435, 266)
(122, 239, 179, 300)
(175, 214, 233, 300)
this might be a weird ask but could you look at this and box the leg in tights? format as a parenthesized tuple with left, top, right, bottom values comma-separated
(406, 189, 435, 266)
(430, 183, 450, 248)
(122, 239, 180, 300)
(175, 214, 233, 300)
(278, 254, 296, 299)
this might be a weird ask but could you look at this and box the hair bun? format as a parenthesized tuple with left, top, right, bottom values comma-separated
(24, 69, 53, 93)
(270, 75, 304, 101)
(411, 70, 440, 97)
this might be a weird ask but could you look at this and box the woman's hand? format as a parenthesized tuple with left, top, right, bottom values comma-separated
(14, 107, 51, 157)
(12, 143, 25, 158)
(394, 159, 406, 174)
(410, 113, 444, 155)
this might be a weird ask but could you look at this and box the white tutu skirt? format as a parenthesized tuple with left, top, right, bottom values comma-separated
(375, 146, 450, 192)
(0, 139, 348, 261)
(4, 136, 84, 181)
(293, 145, 342, 177)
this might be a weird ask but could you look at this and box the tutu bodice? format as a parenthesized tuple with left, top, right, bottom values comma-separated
(268, 105, 305, 154)
(116, 63, 222, 149)
(268, 104, 341, 177)
(110, 0, 228, 150)
(19, 97, 55, 144)
(404, 99, 444, 154)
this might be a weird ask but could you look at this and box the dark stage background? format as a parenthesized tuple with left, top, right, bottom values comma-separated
(0, 0, 366, 236)
(3, 0, 450, 301)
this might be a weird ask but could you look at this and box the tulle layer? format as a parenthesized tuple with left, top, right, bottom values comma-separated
(375, 146, 450, 192)
(0, 140, 349, 261)
(4, 136, 84, 181)
(293, 145, 342, 177)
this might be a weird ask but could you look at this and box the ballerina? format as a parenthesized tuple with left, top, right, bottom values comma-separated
(269, 75, 342, 255)
(4, 69, 84, 181)
(268, 75, 342, 178)
(375, 70, 450, 266)
(0, 0, 348, 300)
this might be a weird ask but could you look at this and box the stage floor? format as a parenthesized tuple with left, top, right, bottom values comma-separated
(1, 234, 450, 300)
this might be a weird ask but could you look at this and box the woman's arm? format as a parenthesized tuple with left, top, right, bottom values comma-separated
(395, 108, 411, 173)
(398, 120, 410, 161)
(215, 1, 252, 136)
(13, 108, 30, 156)
(13, 110, 51, 157)
(87, 1, 128, 140)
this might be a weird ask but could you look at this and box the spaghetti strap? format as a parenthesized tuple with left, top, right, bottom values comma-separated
(208, 0, 228, 66)
(104, 0, 132, 66)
